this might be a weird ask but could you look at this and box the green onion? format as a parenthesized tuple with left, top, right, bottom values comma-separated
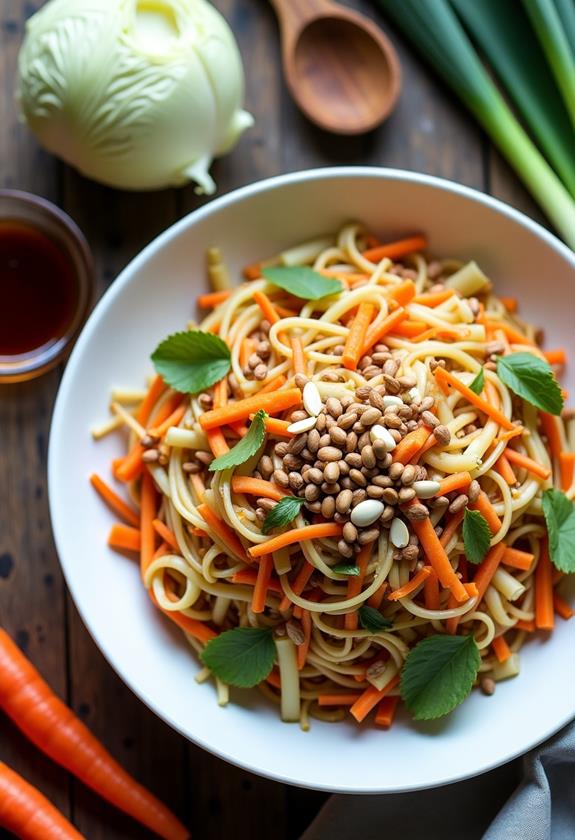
(450, 0, 575, 197)
(375, 0, 575, 249)
(522, 0, 575, 128)
(553, 0, 575, 55)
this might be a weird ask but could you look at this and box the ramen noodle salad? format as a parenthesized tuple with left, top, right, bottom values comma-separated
(91, 224, 575, 729)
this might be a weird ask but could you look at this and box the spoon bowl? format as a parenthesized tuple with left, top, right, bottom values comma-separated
(271, 0, 401, 135)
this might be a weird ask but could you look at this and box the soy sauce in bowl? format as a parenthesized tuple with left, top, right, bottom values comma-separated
(0, 191, 94, 382)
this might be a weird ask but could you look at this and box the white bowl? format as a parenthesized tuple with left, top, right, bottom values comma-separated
(49, 168, 575, 794)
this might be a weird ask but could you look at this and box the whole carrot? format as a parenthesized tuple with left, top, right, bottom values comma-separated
(0, 630, 189, 840)
(0, 761, 84, 840)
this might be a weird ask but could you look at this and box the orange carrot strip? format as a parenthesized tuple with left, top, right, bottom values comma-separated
(253, 290, 281, 325)
(350, 674, 401, 723)
(152, 519, 178, 551)
(231, 569, 282, 594)
(492, 635, 511, 663)
(385, 279, 417, 307)
(190, 527, 207, 538)
(206, 428, 230, 458)
(361, 307, 409, 355)
(115, 443, 144, 483)
(470, 491, 502, 534)
(410, 516, 468, 603)
(535, 540, 554, 630)
(252, 554, 273, 614)
(439, 510, 465, 548)
(367, 582, 388, 609)
(505, 448, 551, 480)
(344, 544, 372, 630)
(342, 302, 375, 370)
(249, 523, 342, 559)
(424, 568, 440, 610)
(90, 474, 139, 528)
(297, 610, 312, 670)
(409, 431, 439, 464)
(197, 289, 232, 308)
(472, 542, 507, 604)
(436, 471, 472, 497)
(515, 619, 535, 633)
(231, 476, 288, 501)
(502, 547, 534, 571)
(495, 426, 525, 444)
(499, 296, 518, 313)
(318, 694, 363, 707)
(148, 402, 186, 438)
(291, 335, 306, 375)
(540, 412, 563, 462)
(239, 337, 255, 369)
(413, 289, 456, 307)
(279, 561, 314, 613)
(392, 425, 433, 464)
(0, 761, 84, 840)
(262, 416, 293, 438)
(189, 473, 205, 503)
(389, 319, 428, 338)
(152, 593, 217, 644)
(213, 378, 228, 409)
(374, 695, 400, 729)
(135, 375, 165, 425)
(197, 502, 250, 564)
(544, 349, 566, 366)
(552, 568, 564, 586)
(560, 452, 575, 491)
(387, 566, 432, 601)
(274, 304, 299, 318)
(445, 582, 478, 634)
(485, 320, 534, 346)
(434, 367, 515, 431)
(108, 524, 141, 552)
(494, 454, 517, 486)
(553, 593, 574, 620)
(258, 374, 287, 395)
(200, 389, 301, 430)
(139, 472, 156, 577)
(362, 235, 427, 263)
(243, 262, 263, 280)
(153, 542, 171, 560)
(0, 629, 190, 840)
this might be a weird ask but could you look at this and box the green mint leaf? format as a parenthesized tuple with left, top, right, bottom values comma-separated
(400, 634, 481, 720)
(200, 627, 276, 688)
(262, 266, 342, 300)
(542, 488, 575, 573)
(151, 331, 231, 394)
(468, 367, 485, 395)
(497, 352, 564, 415)
(358, 606, 393, 633)
(332, 563, 360, 576)
(262, 496, 306, 533)
(209, 410, 267, 472)
(463, 508, 491, 565)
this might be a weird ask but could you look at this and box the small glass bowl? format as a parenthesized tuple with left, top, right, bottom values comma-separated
(0, 190, 94, 383)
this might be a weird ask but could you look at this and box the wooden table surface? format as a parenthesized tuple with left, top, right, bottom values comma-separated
(0, 1, 543, 838)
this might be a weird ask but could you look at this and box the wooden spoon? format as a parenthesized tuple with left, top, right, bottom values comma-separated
(270, 0, 401, 135)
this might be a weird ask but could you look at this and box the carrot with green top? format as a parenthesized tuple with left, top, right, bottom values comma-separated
(252, 554, 273, 614)
(410, 516, 468, 603)
(505, 448, 551, 480)
(90, 474, 139, 527)
(361, 307, 409, 355)
(197, 502, 250, 564)
(436, 472, 472, 497)
(200, 389, 301, 430)
(434, 366, 516, 431)
(554, 593, 574, 620)
(470, 491, 502, 534)
(502, 547, 534, 571)
(344, 544, 372, 630)
(392, 425, 433, 464)
(560, 452, 575, 491)
(108, 524, 141, 553)
(350, 674, 401, 723)
(342, 302, 375, 370)
(249, 523, 343, 559)
(388, 566, 432, 601)
(231, 476, 288, 501)
(362, 235, 427, 263)
(0, 630, 190, 840)
(492, 635, 511, 663)
(535, 540, 554, 630)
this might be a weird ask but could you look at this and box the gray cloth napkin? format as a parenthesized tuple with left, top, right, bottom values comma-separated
(301, 720, 575, 840)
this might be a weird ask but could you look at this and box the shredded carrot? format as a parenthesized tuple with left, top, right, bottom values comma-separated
(494, 454, 517, 486)
(318, 693, 363, 706)
(262, 416, 293, 438)
(213, 378, 228, 409)
(552, 568, 564, 586)
(505, 448, 551, 480)
(342, 302, 375, 370)
(197, 502, 251, 565)
(502, 547, 534, 571)
(231, 476, 287, 501)
(115, 443, 144, 483)
(253, 290, 281, 325)
(472, 542, 507, 604)
(409, 431, 440, 465)
(439, 510, 465, 548)
(239, 337, 255, 369)
(553, 593, 574, 620)
(385, 279, 417, 307)
(470, 491, 502, 535)
(410, 516, 468, 603)
(413, 289, 456, 307)
(485, 320, 534, 346)
(389, 319, 428, 338)
(362, 235, 427, 263)
(496, 426, 525, 444)
(297, 610, 312, 670)
(139, 472, 156, 577)
(243, 261, 263, 280)
(258, 374, 287, 395)
(388, 566, 432, 601)
(153, 594, 217, 644)
(231, 568, 282, 593)
(189, 473, 205, 503)
(252, 554, 273, 614)
(535, 540, 554, 630)
(291, 335, 306, 375)
(544, 349, 566, 366)
(206, 428, 230, 458)
(279, 560, 314, 613)
(515, 619, 535, 633)
(560, 452, 575, 491)
(344, 544, 372, 630)
(436, 471, 472, 497)
(361, 307, 409, 355)
(108, 524, 141, 552)
(200, 389, 301, 430)
(499, 296, 518, 313)
(350, 674, 401, 723)
(367, 582, 388, 609)
(445, 582, 477, 634)
(249, 523, 342, 559)
(153, 542, 170, 560)
(423, 568, 440, 610)
(197, 289, 232, 308)
(90, 474, 139, 528)
(148, 402, 186, 439)
(540, 412, 562, 462)
(135, 375, 165, 425)
(492, 635, 511, 663)
(392, 425, 433, 464)
(434, 366, 516, 431)
(152, 519, 178, 551)
(374, 695, 400, 729)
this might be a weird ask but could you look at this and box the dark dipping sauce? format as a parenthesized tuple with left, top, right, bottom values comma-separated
(0, 220, 78, 357)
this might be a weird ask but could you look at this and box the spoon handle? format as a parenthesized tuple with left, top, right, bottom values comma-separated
(270, 0, 330, 39)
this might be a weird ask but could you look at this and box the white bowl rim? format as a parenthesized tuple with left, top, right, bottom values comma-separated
(48, 166, 575, 794)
